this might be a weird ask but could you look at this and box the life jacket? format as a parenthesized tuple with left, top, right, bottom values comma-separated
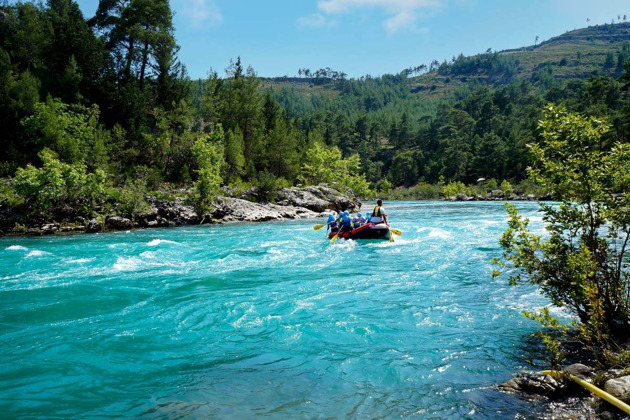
(340, 214, 352, 229)
(327, 214, 337, 227)
(372, 206, 382, 217)
(352, 217, 360, 227)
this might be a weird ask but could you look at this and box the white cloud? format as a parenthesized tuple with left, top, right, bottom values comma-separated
(177, 0, 223, 28)
(315, 0, 443, 33)
(297, 13, 328, 28)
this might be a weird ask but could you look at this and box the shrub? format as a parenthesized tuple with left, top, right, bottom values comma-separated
(500, 180, 514, 197)
(191, 126, 224, 214)
(13, 148, 106, 215)
(116, 180, 150, 220)
(495, 105, 630, 366)
(299, 142, 372, 197)
(442, 181, 472, 197)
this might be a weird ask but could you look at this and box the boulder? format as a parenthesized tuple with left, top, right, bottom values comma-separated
(212, 197, 321, 223)
(499, 372, 562, 396)
(527, 194, 537, 201)
(491, 189, 504, 199)
(604, 376, 630, 404)
(302, 184, 361, 212)
(177, 206, 199, 224)
(275, 188, 329, 212)
(86, 219, 102, 233)
(26, 228, 44, 236)
(41, 223, 59, 234)
(564, 363, 595, 380)
(456, 193, 469, 201)
(105, 216, 133, 230)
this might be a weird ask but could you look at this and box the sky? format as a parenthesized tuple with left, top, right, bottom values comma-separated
(77, 0, 630, 79)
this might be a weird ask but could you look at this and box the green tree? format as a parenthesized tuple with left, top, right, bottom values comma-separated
(224, 127, 246, 182)
(299, 142, 371, 196)
(495, 105, 630, 364)
(192, 124, 224, 213)
(21, 97, 107, 167)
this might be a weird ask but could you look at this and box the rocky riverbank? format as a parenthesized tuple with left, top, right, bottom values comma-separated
(499, 364, 630, 419)
(0, 184, 361, 236)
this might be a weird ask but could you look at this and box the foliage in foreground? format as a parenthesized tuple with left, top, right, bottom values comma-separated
(494, 105, 630, 367)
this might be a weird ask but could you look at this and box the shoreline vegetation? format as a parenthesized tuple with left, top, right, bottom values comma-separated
(0, 177, 551, 237)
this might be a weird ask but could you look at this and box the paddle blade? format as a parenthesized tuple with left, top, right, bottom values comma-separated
(389, 232, 395, 242)
(330, 233, 340, 244)
(313, 224, 324, 231)
(390, 228, 402, 236)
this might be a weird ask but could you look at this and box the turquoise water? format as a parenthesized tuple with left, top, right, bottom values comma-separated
(0, 201, 550, 418)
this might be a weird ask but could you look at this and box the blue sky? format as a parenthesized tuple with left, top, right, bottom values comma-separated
(77, 0, 630, 79)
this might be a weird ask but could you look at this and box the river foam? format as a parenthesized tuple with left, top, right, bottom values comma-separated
(0, 201, 551, 418)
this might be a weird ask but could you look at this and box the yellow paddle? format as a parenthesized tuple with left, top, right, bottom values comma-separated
(390, 228, 402, 236)
(330, 232, 340, 244)
(313, 224, 324, 230)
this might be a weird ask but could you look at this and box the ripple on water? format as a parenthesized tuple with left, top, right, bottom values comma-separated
(0, 201, 551, 418)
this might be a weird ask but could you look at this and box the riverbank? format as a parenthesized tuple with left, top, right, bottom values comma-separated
(499, 364, 630, 419)
(0, 183, 361, 236)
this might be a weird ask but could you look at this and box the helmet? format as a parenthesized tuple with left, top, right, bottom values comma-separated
(358, 213, 362, 217)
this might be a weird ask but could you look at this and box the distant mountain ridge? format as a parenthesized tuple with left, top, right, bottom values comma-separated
(261, 22, 630, 108)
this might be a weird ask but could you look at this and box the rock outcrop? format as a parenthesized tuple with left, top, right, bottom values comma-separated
(276, 184, 361, 213)
(211, 197, 323, 223)
(604, 375, 630, 404)
(499, 372, 562, 397)
(2, 183, 356, 236)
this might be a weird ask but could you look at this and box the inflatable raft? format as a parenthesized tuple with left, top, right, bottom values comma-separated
(328, 223, 391, 240)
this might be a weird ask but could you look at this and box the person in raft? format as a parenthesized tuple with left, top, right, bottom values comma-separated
(371, 199, 388, 226)
(326, 212, 338, 233)
(355, 212, 366, 227)
(337, 211, 353, 232)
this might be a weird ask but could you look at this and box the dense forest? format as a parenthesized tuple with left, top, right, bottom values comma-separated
(2, 0, 630, 215)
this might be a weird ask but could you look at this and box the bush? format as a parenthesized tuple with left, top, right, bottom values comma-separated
(442, 181, 472, 197)
(13, 148, 106, 215)
(500, 180, 514, 197)
(495, 105, 630, 366)
(191, 126, 224, 214)
(116, 180, 150, 220)
(299, 142, 372, 197)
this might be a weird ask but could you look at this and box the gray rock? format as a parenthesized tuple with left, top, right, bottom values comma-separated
(41, 223, 59, 234)
(105, 216, 133, 230)
(604, 376, 630, 404)
(276, 188, 329, 212)
(212, 197, 321, 223)
(86, 219, 102, 233)
(299, 184, 361, 212)
(527, 194, 537, 201)
(564, 363, 595, 380)
(499, 372, 562, 396)
(491, 189, 504, 198)
(456, 193, 469, 201)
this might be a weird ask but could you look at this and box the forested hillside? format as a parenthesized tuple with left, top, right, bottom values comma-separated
(2, 0, 630, 218)
(260, 23, 630, 189)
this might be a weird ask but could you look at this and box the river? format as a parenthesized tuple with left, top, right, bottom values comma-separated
(0, 201, 551, 418)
